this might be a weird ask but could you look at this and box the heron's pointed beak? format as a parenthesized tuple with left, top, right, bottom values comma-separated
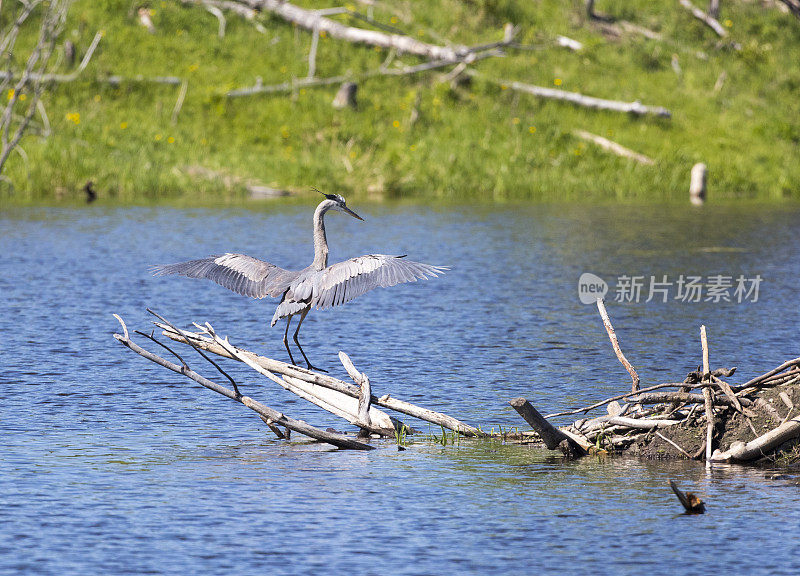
(343, 206, 364, 221)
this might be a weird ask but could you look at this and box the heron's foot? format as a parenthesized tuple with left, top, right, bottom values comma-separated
(306, 363, 328, 373)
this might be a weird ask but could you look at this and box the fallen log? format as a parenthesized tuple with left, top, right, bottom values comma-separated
(628, 391, 752, 408)
(245, 0, 470, 61)
(573, 130, 655, 165)
(678, 0, 728, 37)
(475, 73, 672, 118)
(157, 320, 484, 436)
(711, 416, 800, 462)
(581, 415, 682, 432)
(112, 315, 373, 450)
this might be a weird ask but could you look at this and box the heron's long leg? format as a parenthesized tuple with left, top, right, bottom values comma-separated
(293, 308, 325, 372)
(283, 315, 297, 366)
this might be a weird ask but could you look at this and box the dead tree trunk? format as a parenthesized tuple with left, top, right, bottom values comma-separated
(245, 0, 470, 60)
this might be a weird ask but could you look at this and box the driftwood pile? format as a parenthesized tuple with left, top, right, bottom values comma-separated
(115, 305, 800, 465)
(510, 299, 800, 465)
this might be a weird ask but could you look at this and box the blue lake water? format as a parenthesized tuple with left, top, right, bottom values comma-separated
(2, 202, 800, 575)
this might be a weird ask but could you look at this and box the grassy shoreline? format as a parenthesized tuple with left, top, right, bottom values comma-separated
(1, 0, 798, 203)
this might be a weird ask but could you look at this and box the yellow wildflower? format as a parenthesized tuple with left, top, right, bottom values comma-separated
(554, 78, 562, 86)
(120, 122, 128, 130)
(7, 89, 14, 100)
(392, 120, 400, 128)
(167, 136, 175, 143)
(529, 126, 536, 134)
(155, 134, 163, 141)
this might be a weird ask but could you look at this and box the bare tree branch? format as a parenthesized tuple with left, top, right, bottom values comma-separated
(0, 0, 72, 176)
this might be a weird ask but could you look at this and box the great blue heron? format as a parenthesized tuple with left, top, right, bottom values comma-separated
(152, 190, 447, 370)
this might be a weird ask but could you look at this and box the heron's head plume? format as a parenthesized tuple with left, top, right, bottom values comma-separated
(312, 187, 364, 221)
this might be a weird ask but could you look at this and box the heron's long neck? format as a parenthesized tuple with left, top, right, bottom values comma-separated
(312, 202, 329, 270)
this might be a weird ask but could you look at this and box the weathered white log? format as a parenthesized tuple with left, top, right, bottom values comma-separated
(690, 162, 707, 205)
(582, 415, 682, 432)
(201, 324, 397, 436)
(679, 0, 728, 37)
(246, 0, 470, 60)
(573, 130, 654, 165)
(484, 76, 672, 118)
(559, 428, 594, 452)
(159, 324, 485, 436)
(711, 416, 800, 462)
(112, 315, 372, 450)
(597, 299, 640, 392)
(281, 374, 392, 434)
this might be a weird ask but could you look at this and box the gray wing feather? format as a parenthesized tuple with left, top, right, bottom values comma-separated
(151, 253, 300, 299)
(312, 254, 447, 311)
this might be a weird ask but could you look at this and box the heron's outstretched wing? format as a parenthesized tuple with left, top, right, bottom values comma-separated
(312, 254, 447, 310)
(151, 253, 300, 299)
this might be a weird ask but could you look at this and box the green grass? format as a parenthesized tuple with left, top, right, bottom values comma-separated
(1, 0, 799, 202)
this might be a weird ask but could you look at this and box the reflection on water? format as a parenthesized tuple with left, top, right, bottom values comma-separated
(1, 203, 800, 574)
